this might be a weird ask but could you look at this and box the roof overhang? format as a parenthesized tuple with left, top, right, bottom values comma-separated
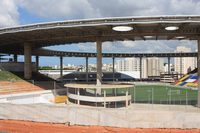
(0, 15, 200, 54)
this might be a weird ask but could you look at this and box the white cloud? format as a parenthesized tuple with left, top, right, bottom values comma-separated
(76, 40, 197, 53)
(0, 0, 19, 27)
(6, 0, 200, 25)
(17, 0, 100, 20)
(170, 0, 200, 15)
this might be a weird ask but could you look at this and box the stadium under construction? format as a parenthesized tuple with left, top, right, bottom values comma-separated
(1, 16, 200, 129)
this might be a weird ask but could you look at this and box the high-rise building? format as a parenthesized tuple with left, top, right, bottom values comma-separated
(115, 57, 163, 78)
(174, 46, 196, 75)
(115, 58, 141, 71)
(147, 57, 164, 77)
(164, 63, 174, 73)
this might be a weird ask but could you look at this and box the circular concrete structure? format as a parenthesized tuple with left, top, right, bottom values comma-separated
(65, 83, 134, 108)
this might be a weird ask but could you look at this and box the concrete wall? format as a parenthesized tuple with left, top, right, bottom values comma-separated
(0, 62, 36, 72)
(0, 103, 200, 129)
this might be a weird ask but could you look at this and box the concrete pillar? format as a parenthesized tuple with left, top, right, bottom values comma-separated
(86, 57, 89, 82)
(96, 40, 102, 94)
(126, 88, 128, 107)
(103, 90, 106, 108)
(13, 54, 17, 62)
(112, 57, 115, 82)
(197, 40, 200, 107)
(77, 88, 80, 105)
(139, 57, 142, 80)
(24, 44, 32, 79)
(35, 56, 39, 72)
(168, 57, 170, 74)
(180, 56, 183, 77)
(115, 88, 117, 108)
(60, 56, 63, 78)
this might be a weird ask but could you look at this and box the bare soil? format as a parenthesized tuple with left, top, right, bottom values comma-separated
(0, 120, 199, 133)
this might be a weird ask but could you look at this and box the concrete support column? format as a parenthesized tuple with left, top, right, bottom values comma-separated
(180, 56, 183, 77)
(24, 44, 32, 79)
(13, 54, 17, 62)
(139, 57, 142, 80)
(35, 56, 39, 72)
(60, 56, 63, 78)
(115, 88, 117, 108)
(125, 88, 128, 107)
(112, 57, 115, 82)
(96, 40, 102, 94)
(168, 57, 170, 74)
(77, 88, 80, 105)
(86, 57, 89, 82)
(103, 90, 106, 108)
(197, 40, 200, 107)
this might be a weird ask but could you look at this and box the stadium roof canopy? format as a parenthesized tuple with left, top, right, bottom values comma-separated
(0, 15, 200, 55)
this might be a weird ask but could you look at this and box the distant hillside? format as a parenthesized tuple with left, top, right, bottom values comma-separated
(0, 71, 22, 81)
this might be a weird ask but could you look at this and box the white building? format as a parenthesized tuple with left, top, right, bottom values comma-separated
(164, 63, 174, 73)
(115, 57, 164, 78)
(147, 57, 164, 77)
(174, 46, 196, 75)
(115, 58, 140, 71)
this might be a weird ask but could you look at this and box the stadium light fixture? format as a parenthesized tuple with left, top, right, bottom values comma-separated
(112, 26, 133, 32)
(175, 36, 185, 39)
(144, 36, 154, 39)
(165, 26, 179, 31)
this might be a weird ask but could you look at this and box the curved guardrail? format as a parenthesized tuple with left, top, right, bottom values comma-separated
(68, 92, 131, 103)
(65, 83, 134, 108)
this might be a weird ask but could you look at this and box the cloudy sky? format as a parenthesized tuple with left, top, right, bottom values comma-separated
(0, 0, 199, 65)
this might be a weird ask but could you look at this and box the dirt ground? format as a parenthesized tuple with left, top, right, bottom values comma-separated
(0, 120, 200, 133)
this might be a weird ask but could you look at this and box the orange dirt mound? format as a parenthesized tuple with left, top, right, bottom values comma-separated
(0, 120, 199, 133)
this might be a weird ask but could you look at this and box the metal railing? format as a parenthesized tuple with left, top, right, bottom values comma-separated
(0, 78, 198, 106)
(131, 84, 197, 106)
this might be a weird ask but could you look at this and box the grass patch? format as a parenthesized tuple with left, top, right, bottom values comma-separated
(103, 84, 197, 105)
(131, 84, 197, 105)
(0, 71, 22, 81)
